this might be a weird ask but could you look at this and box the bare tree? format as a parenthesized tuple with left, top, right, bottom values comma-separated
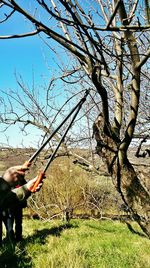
(0, 1, 150, 237)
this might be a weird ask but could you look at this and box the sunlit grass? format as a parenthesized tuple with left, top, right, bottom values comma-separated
(0, 219, 150, 268)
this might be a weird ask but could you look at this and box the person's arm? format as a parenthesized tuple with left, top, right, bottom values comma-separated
(0, 190, 25, 210)
(0, 177, 44, 210)
(12, 184, 31, 200)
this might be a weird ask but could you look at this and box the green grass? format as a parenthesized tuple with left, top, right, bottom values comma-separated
(0, 219, 150, 268)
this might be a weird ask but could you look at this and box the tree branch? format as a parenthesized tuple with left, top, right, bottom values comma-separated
(117, 0, 141, 155)
(0, 9, 15, 23)
(106, 0, 122, 28)
(2, 0, 88, 63)
(136, 48, 150, 69)
(0, 29, 41, 39)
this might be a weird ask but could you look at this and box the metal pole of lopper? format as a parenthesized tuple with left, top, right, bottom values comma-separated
(24, 89, 90, 168)
(30, 89, 89, 192)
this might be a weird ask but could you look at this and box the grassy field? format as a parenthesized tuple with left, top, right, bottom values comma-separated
(0, 219, 150, 268)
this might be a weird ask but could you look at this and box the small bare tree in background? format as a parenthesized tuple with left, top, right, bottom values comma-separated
(0, 0, 150, 237)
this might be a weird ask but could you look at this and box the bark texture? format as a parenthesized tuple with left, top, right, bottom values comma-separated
(93, 114, 150, 238)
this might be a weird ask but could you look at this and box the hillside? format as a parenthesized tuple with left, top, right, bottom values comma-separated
(0, 146, 149, 189)
(0, 146, 149, 221)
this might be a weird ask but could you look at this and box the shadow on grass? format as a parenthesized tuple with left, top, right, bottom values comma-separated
(0, 242, 32, 268)
(125, 221, 146, 238)
(85, 222, 118, 233)
(24, 222, 78, 245)
(86, 220, 146, 238)
(0, 222, 77, 268)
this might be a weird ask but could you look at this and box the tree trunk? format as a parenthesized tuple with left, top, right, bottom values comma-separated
(93, 114, 150, 238)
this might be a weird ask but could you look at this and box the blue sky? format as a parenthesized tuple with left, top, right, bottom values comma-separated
(0, 6, 67, 148)
(0, 39, 49, 147)
(0, 4, 88, 149)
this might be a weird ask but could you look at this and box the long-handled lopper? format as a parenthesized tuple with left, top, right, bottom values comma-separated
(23, 90, 89, 192)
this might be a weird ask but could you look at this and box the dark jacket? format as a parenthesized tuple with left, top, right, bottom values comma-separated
(13, 177, 27, 208)
(0, 177, 30, 210)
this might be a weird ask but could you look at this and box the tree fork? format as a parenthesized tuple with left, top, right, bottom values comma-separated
(93, 114, 150, 238)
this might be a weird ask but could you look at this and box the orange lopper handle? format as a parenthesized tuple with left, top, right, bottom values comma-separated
(23, 161, 32, 168)
(30, 171, 45, 193)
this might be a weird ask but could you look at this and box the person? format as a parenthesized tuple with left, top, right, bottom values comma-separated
(2, 174, 27, 242)
(0, 165, 45, 244)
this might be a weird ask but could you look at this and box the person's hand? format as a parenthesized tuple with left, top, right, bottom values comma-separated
(26, 173, 46, 193)
(7, 165, 29, 177)
(23, 161, 32, 169)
